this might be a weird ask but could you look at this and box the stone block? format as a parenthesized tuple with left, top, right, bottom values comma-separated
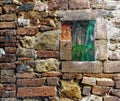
(62, 61, 102, 73)
(81, 95, 102, 101)
(83, 74, 113, 78)
(47, 77, 59, 86)
(97, 78, 114, 87)
(60, 41, 72, 60)
(0, 91, 16, 98)
(1, 70, 14, 76)
(104, 61, 120, 73)
(113, 74, 120, 80)
(0, 14, 17, 21)
(69, 0, 89, 10)
(1, 76, 16, 83)
(0, 30, 16, 35)
(42, 72, 62, 77)
(0, 84, 16, 91)
(0, 22, 16, 29)
(0, 98, 17, 101)
(82, 77, 96, 85)
(92, 86, 110, 96)
(110, 89, 120, 97)
(17, 78, 46, 87)
(103, 96, 120, 101)
(95, 40, 107, 60)
(0, 36, 16, 43)
(17, 86, 56, 97)
(83, 86, 91, 96)
(115, 81, 120, 88)
(5, 47, 16, 54)
(105, 1, 119, 10)
(16, 73, 35, 79)
(0, 63, 16, 69)
(3, 4, 15, 14)
(0, 7, 2, 14)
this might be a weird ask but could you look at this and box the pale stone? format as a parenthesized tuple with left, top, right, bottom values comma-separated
(0, 48, 5, 57)
(60, 80, 82, 100)
(51, 97, 73, 101)
(34, 2, 48, 11)
(35, 58, 59, 72)
(82, 77, 96, 85)
(81, 95, 102, 101)
(18, 18, 30, 27)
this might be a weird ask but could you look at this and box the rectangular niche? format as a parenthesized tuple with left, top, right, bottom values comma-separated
(61, 20, 96, 61)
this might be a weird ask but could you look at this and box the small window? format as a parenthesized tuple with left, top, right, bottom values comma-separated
(62, 20, 96, 61)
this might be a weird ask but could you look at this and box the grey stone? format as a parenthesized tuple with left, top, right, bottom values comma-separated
(62, 61, 102, 73)
(1, 70, 14, 76)
(83, 86, 91, 96)
(81, 95, 102, 101)
(0, 48, 5, 57)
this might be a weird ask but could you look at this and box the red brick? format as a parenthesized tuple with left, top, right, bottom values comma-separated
(47, 77, 59, 86)
(111, 89, 120, 97)
(115, 81, 120, 88)
(0, 14, 17, 21)
(83, 74, 113, 78)
(0, 54, 16, 63)
(69, 0, 89, 10)
(17, 78, 46, 87)
(92, 86, 110, 96)
(0, 84, 16, 91)
(3, 4, 15, 14)
(42, 72, 62, 77)
(37, 50, 59, 58)
(0, 22, 16, 29)
(104, 96, 120, 101)
(0, 63, 16, 69)
(5, 47, 16, 54)
(0, 43, 16, 47)
(16, 73, 35, 79)
(18, 27, 38, 36)
(17, 86, 56, 97)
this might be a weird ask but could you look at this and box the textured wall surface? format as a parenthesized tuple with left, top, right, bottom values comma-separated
(0, 0, 120, 101)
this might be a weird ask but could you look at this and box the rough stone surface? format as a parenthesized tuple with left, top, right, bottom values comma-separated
(104, 96, 120, 101)
(110, 89, 120, 97)
(82, 77, 96, 85)
(47, 77, 59, 86)
(62, 61, 102, 73)
(35, 58, 59, 72)
(60, 80, 82, 100)
(81, 95, 102, 101)
(82, 86, 91, 96)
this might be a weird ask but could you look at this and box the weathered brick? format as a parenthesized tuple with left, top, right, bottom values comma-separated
(18, 27, 38, 36)
(0, 36, 16, 43)
(62, 73, 82, 81)
(17, 86, 56, 97)
(42, 72, 62, 77)
(0, 84, 16, 91)
(0, 91, 16, 98)
(0, 22, 16, 29)
(92, 86, 110, 96)
(1, 76, 16, 83)
(0, 14, 17, 21)
(104, 61, 120, 73)
(95, 40, 107, 60)
(97, 78, 114, 87)
(115, 81, 120, 88)
(95, 19, 107, 40)
(16, 73, 35, 79)
(60, 41, 72, 60)
(1, 70, 14, 76)
(83, 74, 113, 78)
(0, 30, 16, 35)
(0, 54, 16, 63)
(62, 61, 102, 73)
(82, 77, 96, 85)
(0, 63, 16, 69)
(17, 78, 46, 87)
(5, 47, 16, 54)
(61, 23, 71, 41)
(0, 7, 2, 14)
(113, 74, 120, 80)
(47, 77, 59, 86)
(0, 43, 16, 47)
(0, 98, 17, 101)
(83, 86, 91, 96)
(69, 0, 89, 9)
(104, 96, 120, 101)
(3, 4, 15, 14)
(110, 89, 120, 97)
(37, 50, 59, 58)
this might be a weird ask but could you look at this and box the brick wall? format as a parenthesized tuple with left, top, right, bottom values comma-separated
(0, 0, 120, 101)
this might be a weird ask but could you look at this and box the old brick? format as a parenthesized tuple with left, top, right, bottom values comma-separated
(0, 14, 17, 21)
(111, 89, 120, 97)
(97, 78, 114, 87)
(17, 78, 46, 87)
(16, 73, 35, 79)
(47, 77, 59, 86)
(0, 63, 16, 69)
(1, 76, 16, 83)
(17, 86, 56, 97)
(42, 72, 62, 77)
(0, 43, 16, 47)
(92, 86, 110, 96)
(95, 19, 107, 40)
(0, 98, 17, 101)
(61, 23, 71, 41)
(83, 74, 113, 78)
(0, 30, 16, 35)
(104, 96, 120, 101)
(18, 27, 38, 36)
(62, 61, 102, 73)
(62, 73, 82, 81)
(115, 81, 120, 88)
(0, 22, 16, 29)
(37, 50, 59, 58)
(5, 47, 16, 54)
(90, 0, 105, 9)
(69, 0, 89, 10)
(82, 77, 96, 85)
(0, 54, 16, 63)
(0, 7, 2, 14)
(104, 61, 120, 73)
(60, 41, 72, 60)
(0, 91, 16, 98)
(113, 74, 120, 80)
(1, 70, 14, 76)
(0, 84, 16, 91)
(3, 5, 15, 14)
(0, 36, 16, 43)
(83, 86, 91, 96)
(95, 40, 107, 60)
